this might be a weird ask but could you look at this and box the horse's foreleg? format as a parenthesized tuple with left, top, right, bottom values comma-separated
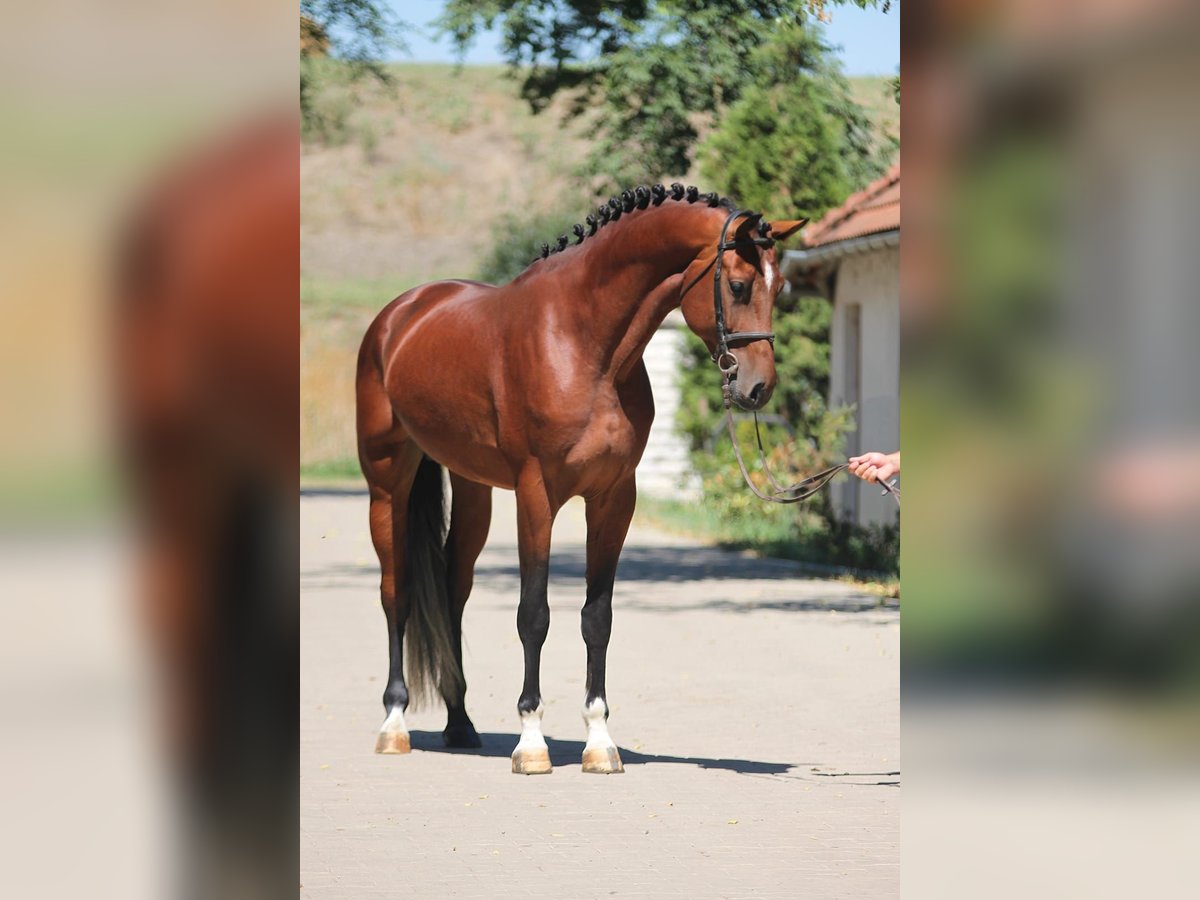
(511, 467, 557, 774)
(441, 474, 492, 748)
(580, 475, 637, 774)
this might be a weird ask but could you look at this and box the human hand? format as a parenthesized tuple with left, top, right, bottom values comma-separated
(848, 451, 899, 484)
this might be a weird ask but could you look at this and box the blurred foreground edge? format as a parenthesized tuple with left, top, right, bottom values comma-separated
(116, 110, 299, 900)
(903, 1, 1200, 899)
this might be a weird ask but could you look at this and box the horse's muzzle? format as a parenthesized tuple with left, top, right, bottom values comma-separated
(731, 379, 773, 411)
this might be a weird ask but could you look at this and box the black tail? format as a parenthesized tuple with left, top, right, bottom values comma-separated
(403, 456, 463, 709)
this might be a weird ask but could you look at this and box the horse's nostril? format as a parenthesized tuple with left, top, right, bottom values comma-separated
(748, 382, 765, 404)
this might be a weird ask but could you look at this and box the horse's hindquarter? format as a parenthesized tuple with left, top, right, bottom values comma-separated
(375, 280, 514, 487)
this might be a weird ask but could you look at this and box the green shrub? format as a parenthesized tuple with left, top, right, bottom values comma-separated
(675, 288, 898, 575)
(697, 21, 888, 223)
(474, 205, 584, 285)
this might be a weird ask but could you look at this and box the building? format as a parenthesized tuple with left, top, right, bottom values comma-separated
(781, 164, 900, 528)
(638, 311, 700, 498)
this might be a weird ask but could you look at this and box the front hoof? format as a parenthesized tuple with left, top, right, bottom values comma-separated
(582, 746, 624, 774)
(375, 731, 411, 754)
(511, 747, 553, 775)
(443, 720, 482, 749)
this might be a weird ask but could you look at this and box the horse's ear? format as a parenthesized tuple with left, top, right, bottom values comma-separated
(733, 213, 764, 239)
(767, 219, 808, 242)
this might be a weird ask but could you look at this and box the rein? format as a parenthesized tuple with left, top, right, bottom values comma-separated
(707, 208, 901, 507)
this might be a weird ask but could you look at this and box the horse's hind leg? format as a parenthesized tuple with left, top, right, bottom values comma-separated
(365, 449, 422, 753)
(579, 475, 637, 774)
(441, 473, 492, 748)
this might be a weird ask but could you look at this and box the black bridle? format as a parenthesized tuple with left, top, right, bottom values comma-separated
(711, 208, 777, 378)
(700, 208, 900, 507)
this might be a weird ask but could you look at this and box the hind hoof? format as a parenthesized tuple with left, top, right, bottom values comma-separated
(443, 721, 482, 749)
(375, 731, 411, 754)
(511, 747, 553, 775)
(582, 746, 624, 774)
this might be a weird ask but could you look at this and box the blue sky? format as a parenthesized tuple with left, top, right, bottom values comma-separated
(387, 1, 899, 76)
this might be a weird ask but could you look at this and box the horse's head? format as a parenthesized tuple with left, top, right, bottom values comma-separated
(680, 214, 807, 411)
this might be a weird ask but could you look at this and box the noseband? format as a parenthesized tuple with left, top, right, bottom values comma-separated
(697, 209, 901, 507)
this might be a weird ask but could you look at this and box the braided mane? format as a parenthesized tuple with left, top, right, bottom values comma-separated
(529, 183, 771, 266)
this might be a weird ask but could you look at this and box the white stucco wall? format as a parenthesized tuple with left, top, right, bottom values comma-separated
(828, 243, 900, 528)
(637, 312, 700, 498)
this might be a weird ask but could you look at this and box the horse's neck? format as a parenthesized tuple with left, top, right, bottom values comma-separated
(605, 272, 687, 383)
(574, 205, 716, 381)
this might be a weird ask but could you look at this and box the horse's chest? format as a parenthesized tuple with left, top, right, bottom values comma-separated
(560, 406, 643, 471)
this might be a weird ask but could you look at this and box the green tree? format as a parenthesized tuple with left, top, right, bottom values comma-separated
(437, 0, 889, 190)
(300, 1, 405, 143)
(697, 22, 884, 222)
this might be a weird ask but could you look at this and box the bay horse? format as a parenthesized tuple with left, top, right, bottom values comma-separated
(356, 183, 805, 774)
(117, 112, 298, 892)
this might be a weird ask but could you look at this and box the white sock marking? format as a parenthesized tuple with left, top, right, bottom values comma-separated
(515, 702, 548, 752)
(582, 697, 615, 751)
(380, 705, 407, 735)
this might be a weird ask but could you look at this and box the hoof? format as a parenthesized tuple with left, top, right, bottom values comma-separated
(582, 746, 624, 774)
(443, 721, 482, 749)
(375, 731, 411, 754)
(511, 747, 553, 775)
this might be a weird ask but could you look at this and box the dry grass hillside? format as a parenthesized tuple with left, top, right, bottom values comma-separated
(302, 63, 589, 293)
(300, 63, 898, 474)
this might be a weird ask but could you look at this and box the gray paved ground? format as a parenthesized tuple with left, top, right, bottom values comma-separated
(301, 490, 898, 899)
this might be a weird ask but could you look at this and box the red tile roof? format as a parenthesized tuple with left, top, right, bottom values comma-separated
(802, 163, 899, 248)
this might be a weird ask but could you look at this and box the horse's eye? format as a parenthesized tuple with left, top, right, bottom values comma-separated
(730, 280, 746, 297)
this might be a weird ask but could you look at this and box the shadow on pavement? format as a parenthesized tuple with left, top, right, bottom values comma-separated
(407, 730, 802, 775)
(618, 597, 893, 614)
(303, 557, 890, 612)
(478, 545, 825, 584)
(304, 547, 835, 588)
